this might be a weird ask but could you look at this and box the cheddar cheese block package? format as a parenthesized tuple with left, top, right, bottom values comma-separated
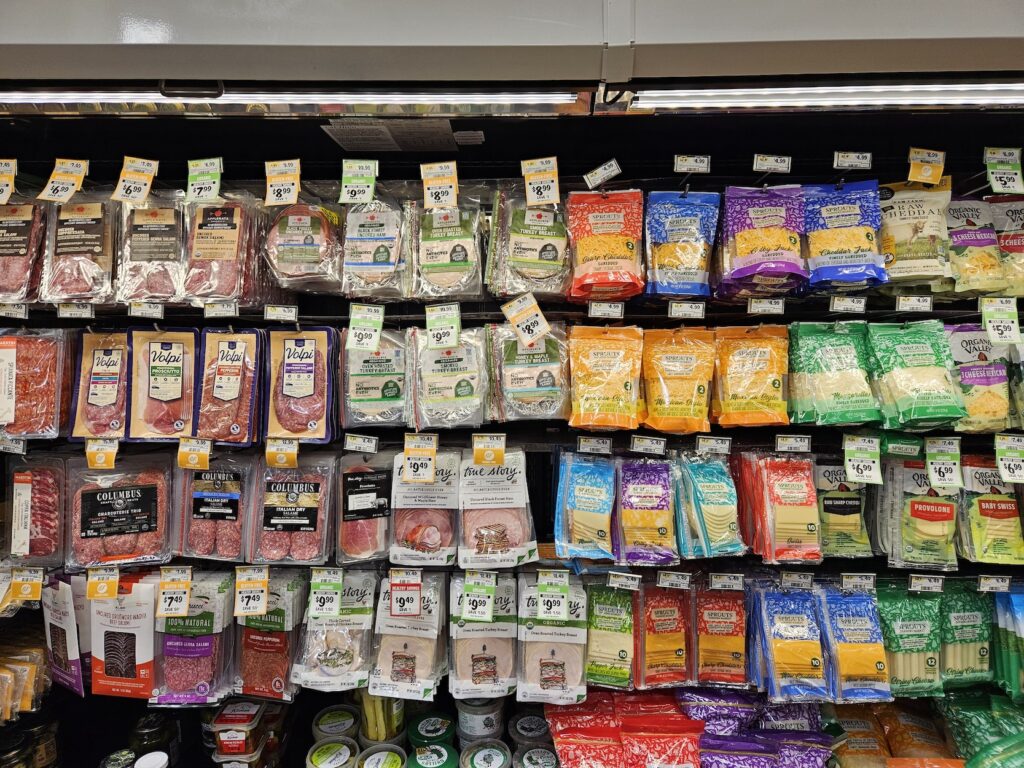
(759, 453, 822, 565)
(890, 459, 959, 572)
(644, 190, 719, 297)
(944, 323, 1011, 434)
(879, 178, 953, 287)
(125, 327, 199, 441)
(566, 189, 644, 302)
(789, 321, 881, 426)
(940, 581, 993, 688)
(584, 583, 635, 689)
(817, 585, 892, 703)
(695, 582, 747, 686)
(410, 326, 488, 430)
(713, 325, 789, 427)
(876, 580, 943, 698)
(487, 321, 569, 422)
(264, 326, 336, 443)
(568, 325, 643, 430)
(957, 455, 1024, 564)
(341, 188, 409, 300)
(414, 202, 485, 300)
(803, 180, 886, 291)
(554, 451, 616, 561)
(757, 585, 828, 702)
(636, 583, 694, 689)
(986, 193, 1024, 296)
(616, 459, 679, 566)
(676, 452, 744, 558)
(815, 456, 873, 558)
(342, 327, 408, 429)
(945, 199, 1008, 296)
(641, 327, 715, 434)
(487, 183, 570, 299)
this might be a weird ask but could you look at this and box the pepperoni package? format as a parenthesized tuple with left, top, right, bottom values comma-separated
(566, 190, 644, 302)
(195, 328, 260, 446)
(70, 330, 129, 440)
(126, 327, 199, 441)
(40, 193, 117, 304)
(0, 328, 69, 440)
(179, 453, 257, 562)
(263, 200, 343, 292)
(0, 197, 45, 303)
(116, 191, 187, 304)
(183, 193, 258, 305)
(249, 454, 335, 565)
(264, 327, 336, 444)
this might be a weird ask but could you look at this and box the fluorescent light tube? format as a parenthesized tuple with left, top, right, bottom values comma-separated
(0, 90, 579, 106)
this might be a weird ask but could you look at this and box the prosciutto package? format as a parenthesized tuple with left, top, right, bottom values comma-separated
(116, 191, 187, 304)
(337, 451, 394, 564)
(264, 327, 335, 444)
(183, 193, 257, 305)
(70, 330, 129, 440)
(0, 328, 68, 440)
(126, 327, 198, 441)
(65, 456, 173, 570)
(390, 449, 459, 566)
(195, 328, 260, 446)
(264, 200, 343, 292)
(179, 453, 257, 562)
(5, 456, 65, 568)
(250, 454, 335, 565)
(0, 197, 45, 303)
(40, 193, 117, 304)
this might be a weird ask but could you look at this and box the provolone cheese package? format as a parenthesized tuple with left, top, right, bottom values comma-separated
(568, 325, 643, 431)
(641, 328, 715, 434)
(696, 583, 747, 686)
(890, 459, 959, 572)
(945, 199, 1008, 296)
(116, 191, 187, 304)
(516, 572, 588, 705)
(264, 326, 335, 443)
(126, 327, 199, 441)
(195, 328, 260, 446)
(985, 193, 1024, 296)
(644, 190, 720, 297)
(487, 183, 570, 299)
(410, 326, 488, 430)
(816, 586, 891, 703)
(803, 180, 886, 292)
(342, 328, 408, 428)
(677, 452, 744, 558)
(566, 190, 644, 302)
(636, 583, 694, 689)
(341, 189, 409, 300)
(815, 456, 872, 558)
(876, 580, 943, 698)
(958, 455, 1024, 564)
(69, 330, 127, 441)
(759, 585, 827, 702)
(554, 451, 616, 561)
(414, 203, 484, 300)
(879, 177, 953, 289)
(759, 454, 822, 565)
(944, 323, 1011, 434)
(713, 325, 789, 427)
(616, 459, 679, 566)
(584, 584, 635, 690)
(789, 322, 881, 426)
(487, 322, 569, 422)
(40, 192, 117, 304)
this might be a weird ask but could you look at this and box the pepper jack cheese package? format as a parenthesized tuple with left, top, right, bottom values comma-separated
(264, 327, 335, 443)
(126, 327, 199, 441)
(566, 190, 644, 302)
(516, 573, 587, 705)
(957, 455, 1024, 564)
(636, 583, 694, 689)
(615, 459, 679, 566)
(803, 180, 886, 292)
(944, 323, 1011, 434)
(568, 325, 643, 431)
(70, 330, 129, 440)
(695, 584, 746, 686)
(641, 328, 715, 434)
(713, 325, 789, 428)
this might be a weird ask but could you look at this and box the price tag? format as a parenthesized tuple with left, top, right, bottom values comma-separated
(340, 159, 378, 204)
(37, 159, 88, 203)
(896, 295, 933, 312)
(844, 434, 882, 484)
(111, 156, 158, 203)
(462, 570, 497, 622)
(177, 437, 212, 470)
(186, 158, 223, 202)
(776, 435, 812, 453)
(979, 575, 1012, 593)
(234, 566, 269, 617)
(404, 433, 438, 483)
(265, 159, 301, 206)
(673, 155, 711, 174)
(997, 433, 1024, 483)
(583, 159, 622, 190)
(501, 293, 550, 348)
(909, 574, 945, 593)
(587, 301, 624, 319)
(420, 161, 459, 209)
(0, 160, 15, 205)
(985, 147, 1024, 194)
(10, 567, 43, 601)
(577, 436, 612, 455)
(656, 571, 692, 590)
(830, 295, 866, 313)
(753, 154, 792, 173)
(748, 298, 785, 315)
(833, 151, 873, 170)
(521, 157, 560, 207)
(537, 570, 570, 620)
(841, 573, 876, 592)
(781, 571, 813, 590)
(607, 572, 642, 591)
(264, 304, 299, 322)
(473, 433, 506, 466)
(85, 438, 118, 469)
(57, 303, 95, 319)
(926, 437, 963, 488)
(425, 303, 461, 349)
(981, 297, 1021, 344)
(390, 569, 422, 617)
(669, 301, 705, 319)
(907, 147, 945, 184)
(0, 436, 26, 455)
(630, 435, 667, 456)
(0, 304, 28, 320)
(709, 573, 744, 591)
(309, 567, 344, 619)
(344, 433, 379, 454)
(696, 436, 732, 455)
(128, 301, 164, 319)
(265, 438, 299, 469)
(87, 566, 119, 600)
(346, 303, 385, 352)
(203, 300, 238, 319)
(157, 566, 192, 618)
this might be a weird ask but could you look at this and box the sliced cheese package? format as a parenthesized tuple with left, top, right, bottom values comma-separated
(985, 193, 1024, 296)
(584, 583, 635, 690)
(945, 199, 1008, 296)
(879, 178, 953, 289)
(944, 324, 1011, 434)
(940, 581, 993, 689)
(816, 585, 892, 703)
(635, 583, 694, 689)
(789, 321, 881, 426)
(487, 183, 570, 299)
(756, 585, 828, 702)
(448, 572, 517, 699)
(641, 328, 715, 434)
(957, 455, 1024, 564)
(644, 190, 720, 298)
(566, 190, 645, 302)
(676, 452, 744, 558)
(890, 459, 959, 572)
(802, 180, 886, 292)
(616, 459, 680, 566)
(516, 573, 588, 705)
(713, 325, 789, 428)
(876, 580, 943, 698)
(554, 451, 616, 561)
(568, 325, 643, 431)
(487, 322, 569, 422)
(410, 326, 488, 430)
(695, 582, 747, 687)
(758, 454, 822, 565)
(815, 456, 873, 559)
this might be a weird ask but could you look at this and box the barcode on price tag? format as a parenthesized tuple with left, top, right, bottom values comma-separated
(234, 566, 269, 616)
(340, 159, 378, 204)
(265, 438, 299, 469)
(501, 293, 550, 348)
(630, 435, 667, 456)
(753, 154, 792, 173)
(0, 436, 26, 455)
(111, 156, 158, 203)
(537, 570, 570, 620)
(404, 433, 438, 484)
(830, 296, 866, 313)
(668, 301, 706, 320)
(157, 566, 192, 618)
(309, 567, 344, 619)
(909, 574, 944, 593)
(0, 304, 28, 320)
(344, 433, 379, 454)
(583, 159, 622, 189)
(58, 303, 95, 319)
(462, 570, 497, 622)
(926, 437, 963, 488)
(588, 301, 624, 319)
(521, 157, 559, 207)
(833, 151, 872, 170)
(265, 159, 301, 206)
(981, 297, 1021, 344)
(709, 573, 744, 591)
(204, 300, 238, 318)
(842, 573, 876, 592)
(674, 155, 711, 174)
(696, 436, 731, 455)
(425, 303, 461, 349)
(844, 434, 882, 484)
(776, 435, 812, 453)
(347, 304, 384, 352)
(979, 575, 1011, 593)
(781, 572, 813, 590)
(608, 572, 642, 591)
(390, 569, 422, 617)
(577, 436, 612, 455)
(907, 147, 946, 184)
(186, 158, 223, 202)
(421, 161, 459, 209)
(996, 433, 1024, 483)
(896, 295, 933, 312)
(657, 571, 692, 590)
(748, 298, 785, 315)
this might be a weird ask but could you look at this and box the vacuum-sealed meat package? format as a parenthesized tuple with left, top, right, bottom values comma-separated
(390, 449, 459, 566)
(250, 454, 335, 565)
(5, 456, 65, 568)
(184, 194, 257, 305)
(0, 328, 68, 440)
(40, 193, 117, 304)
(487, 322, 570, 422)
(410, 326, 488, 430)
(235, 569, 306, 701)
(338, 452, 394, 564)
(341, 192, 409, 300)
(195, 328, 260, 446)
(70, 330, 129, 440)
(342, 328, 407, 428)
(126, 327, 198, 441)
(0, 197, 45, 303)
(264, 327, 336, 444)
(264, 200, 343, 292)
(413, 202, 485, 300)
(116, 191, 186, 304)
(449, 572, 517, 699)
(179, 453, 257, 562)
(458, 447, 537, 569)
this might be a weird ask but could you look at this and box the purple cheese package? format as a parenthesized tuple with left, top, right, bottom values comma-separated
(699, 734, 779, 768)
(615, 459, 679, 566)
(751, 730, 833, 768)
(675, 687, 762, 735)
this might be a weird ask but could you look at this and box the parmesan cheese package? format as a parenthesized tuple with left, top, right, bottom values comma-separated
(641, 328, 715, 434)
(879, 178, 953, 288)
(802, 180, 886, 292)
(945, 199, 1008, 296)
(957, 455, 1024, 565)
(789, 322, 881, 426)
(566, 190, 644, 302)
(644, 190, 720, 298)
(985, 193, 1024, 296)
(713, 325, 789, 427)
(890, 459, 959, 572)
(568, 325, 643, 431)
(944, 323, 1011, 434)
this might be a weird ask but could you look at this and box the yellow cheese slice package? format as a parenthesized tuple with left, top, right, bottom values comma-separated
(756, 585, 828, 702)
(616, 459, 679, 566)
(944, 323, 1011, 434)
(816, 585, 891, 703)
(641, 328, 715, 434)
(958, 455, 1024, 564)
(890, 459, 959, 572)
(554, 451, 616, 561)
(568, 325, 643, 431)
(814, 456, 873, 559)
(713, 325, 789, 427)
(636, 583, 694, 689)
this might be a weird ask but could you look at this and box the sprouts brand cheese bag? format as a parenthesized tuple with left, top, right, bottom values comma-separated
(554, 452, 616, 561)
(696, 584, 747, 686)
(566, 190, 644, 302)
(71, 330, 129, 440)
(986, 193, 1024, 296)
(264, 327, 335, 443)
(945, 199, 1008, 295)
(415, 204, 484, 300)
(759, 586, 827, 702)
(488, 184, 570, 298)
(817, 586, 891, 703)
(342, 328, 407, 428)
(945, 324, 1010, 434)
(641, 328, 715, 434)
(891, 459, 958, 571)
(568, 325, 643, 431)
(644, 190, 719, 297)
(876, 581, 943, 698)
(487, 322, 569, 422)
(411, 326, 488, 430)
(341, 192, 407, 300)
(879, 178, 953, 286)
(636, 584, 694, 689)
(584, 584, 634, 689)
(815, 456, 872, 558)
(677, 453, 744, 558)
(958, 455, 1024, 564)
(803, 180, 886, 291)
(616, 459, 679, 566)
(713, 325, 789, 427)
(759, 454, 821, 564)
(940, 581, 993, 688)
(126, 327, 198, 441)
(789, 322, 881, 426)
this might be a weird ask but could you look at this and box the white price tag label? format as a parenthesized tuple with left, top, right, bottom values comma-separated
(461, 570, 497, 622)
(203, 300, 238, 319)
(833, 151, 873, 170)
(607, 572, 642, 591)
(340, 159, 378, 204)
(843, 434, 882, 485)
(709, 573, 744, 591)
(981, 297, 1021, 344)
(0, 160, 15, 205)
(909, 574, 945, 593)
(346, 303, 385, 352)
(587, 301, 624, 319)
(344, 433, 379, 454)
(390, 569, 422, 617)
(841, 573, 876, 592)
(57, 303, 94, 319)
(781, 572, 814, 590)
(656, 571, 692, 590)
(979, 575, 1011, 593)
(537, 570, 570, 621)
(425, 303, 461, 350)
(630, 435, 667, 456)
(309, 567, 345, 619)
(264, 304, 299, 322)
(668, 301, 705, 319)
(753, 154, 792, 173)
(264, 159, 301, 206)
(776, 435, 812, 453)
(37, 159, 88, 203)
(673, 155, 711, 174)
(696, 436, 732, 455)
(0, 304, 28, 320)
(472, 433, 506, 466)
(234, 566, 269, 616)
(830, 296, 866, 313)
(985, 148, 1024, 194)
(157, 566, 192, 618)
(128, 301, 164, 319)
(583, 159, 622, 189)
(577, 436, 612, 455)
(748, 297, 785, 315)
(997, 433, 1024, 483)
(186, 158, 223, 202)
(0, 436, 26, 455)
(925, 437, 962, 488)
(896, 295, 933, 312)
(111, 156, 158, 203)
(403, 433, 438, 484)
(501, 293, 550, 348)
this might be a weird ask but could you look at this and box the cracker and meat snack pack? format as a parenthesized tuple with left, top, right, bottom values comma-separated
(179, 453, 257, 562)
(5, 455, 65, 568)
(250, 454, 335, 565)
(342, 327, 408, 429)
(986, 193, 1024, 295)
(458, 447, 537, 569)
(802, 180, 886, 292)
(713, 325, 789, 428)
(487, 183, 570, 299)
(642, 327, 715, 434)
(448, 572, 517, 699)
(70, 330, 129, 440)
(0, 327, 69, 440)
(126, 327, 199, 441)
(183, 192, 258, 305)
(195, 327, 260, 446)
(568, 325, 643, 431)
(413, 201, 485, 300)
(40, 192, 117, 304)
(390, 448, 459, 566)
(644, 190, 720, 298)
(235, 569, 306, 701)
(264, 326, 336, 444)
(264, 198, 343, 292)
(65, 456, 174, 570)
(879, 178, 953, 288)
(0, 196, 46, 303)
(410, 326, 488, 430)
(516, 572, 587, 705)
(487, 321, 569, 422)
(566, 189, 644, 302)
(341, 188, 410, 300)
(945, 199, 1008, 296)
(116, 190, 187, 304)
(337, 450, 394, 564)
(944, 323, 1011, 434)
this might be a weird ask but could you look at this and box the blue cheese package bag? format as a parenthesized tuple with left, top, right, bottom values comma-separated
(816, 586, 892, 703)
(676, 453, 744, 558)
(758, 586, 829, 702)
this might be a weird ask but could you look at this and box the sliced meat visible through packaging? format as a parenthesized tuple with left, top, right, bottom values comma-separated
(196, 331, 257, 443)
(0, 333, 63, 438)
(255, 465, 330, 563)
(73, 331, 129, 440)
(265, 328, 333, 442)
(128, 329, 197, 440)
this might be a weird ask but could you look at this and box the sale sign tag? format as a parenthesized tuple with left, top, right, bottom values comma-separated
(234, 566, 269, 617)
(907, 147, 945, 184)
(985, 147, 1024, 194)
(462, 570, 498, 622)
(346, 303, 384, 352)
(0, 160, 15, 205)
(521, 157, 560, 207)
(111, 156, 158, 203)
(186, 157, 223, 202)
(309, 567, 345, 619)
(500, 292, 550, 348)
(390, 569, 423, 617)
(340, 159, 378, 204)
(473, 434, 506, 467)
(265, 159, 301, 206)
(981, 297, 1021, 344)
(157, 566, 193, 618)
(10, 567, 43, 602)
(38, 158, 88, 203)
(425, 303, 461, 350)
(537, 570, 570, 621)
(87, 566, 119, 600)
(404, 433, 438, 484)
(843, 434, 882, 484)
(925, 437, 963, 488)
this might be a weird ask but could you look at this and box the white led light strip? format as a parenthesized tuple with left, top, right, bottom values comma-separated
(0, 90, 579, 106)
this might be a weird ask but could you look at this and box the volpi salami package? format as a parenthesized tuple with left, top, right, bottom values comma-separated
(487, 183, 570, 299)
(341, 190, 409, 300)
(90, 578, 156, 699)
(487, 322, 570, 422)
(0, 197, 45, 303)
(184, 192, 257, 306)
(264, 326, 336, 443)
(696, 582, 747, 686)
(179, 453, 256, 562)
(713, 325, 789, 428)
(458, 447, 537, 569)
(0, 328, 68, 440)
(636, 584, 694, 689)
(342, 328, 408, 429)
(803, 180, 886, 291)
(958, 455, 1024, 564)
(116, 191, 187, 304)
(568, 325, 643, 431)
(585, 584, 635, 689)
(642, 328, 716, 434)
(40, 192, 117, 304)
(6, 455, 65, 568)
(410, 326, 488, 430)
(70, 330, 129, 440)
(126, 327, 199, 441)
(42, 579, 85, 697)
(235, 569, 306, 701)
(879, 178, 953, 287)
(516, 573, 588, 705)
(554, 452, 616, 561)
(338, 451, 394, 564)
(390, 449, 459, 566)
(944, 324, 1011, 434)
(195, 328, 260, 445)
(566, 190, 644, 302)
(250, 454, 335, 565)
(414, 203, 485, 300)
(616, 459, 679, 566)
(986, 193, 1024, 296)
(264, 199, 343, 292)
(448, 572, 517, 699)
(945, 199, 1008, 296)
(644, 190, 720, 297)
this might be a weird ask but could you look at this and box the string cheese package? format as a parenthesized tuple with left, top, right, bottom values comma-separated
(413, 202, 485, 300)
(757, 585, 828, 702)
(641, 328, 716, 434)
(342, 328, 408, 429)
(789, 322, 881, 426)
(879, 178, 953, 288)
(817, 586, 892, 703)
(616, 459, 680, 566)
(554, 452, 616, 561)
(486, 322, 569, 422)
(410, 326, 488, 430)
(487, 183, 570, 299)
(516, 573, 588, 705)
(944, 324, 1011, 434)
(876, 581, 943, 698)
(644, 190, 720, 297)
(584, 584, 635, 689)
(890, 459, 959, 572)
(341, 189, 409, 301)
(713, 325, 789, 427)
(802, 180, 886, 291)
(814, 456, 872, 558)
(636, 583, 694, 689)
(448, 572, 517, 699)
(758, 454, 822, 565)
(676, 452, 744, 558)
(566, 189, 644, 302)
(958, 455, 1024, 564)
(568, 325, 643, 430)
(945, 199, 1008, 295)
(939, 581, 993, 688)
(987, 193, 1024, 296)
(696, 582, 747, 686)
(390, 448, 459, 566)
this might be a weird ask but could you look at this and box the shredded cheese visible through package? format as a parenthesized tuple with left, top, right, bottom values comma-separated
(985, 193, 1024, 296)
(568, 325, 643, 431)
(644, 190, 719, 298)
(945, 199, 1008, 296)
(566, 190, 644, 302)
(713, 325, 789, 427)
(789, 322, 881, 426)
(803, 180, 886, 291)
(641, 328, 715, 434)
(944, 323, 1010, 434)
(879, 178, 953, 286)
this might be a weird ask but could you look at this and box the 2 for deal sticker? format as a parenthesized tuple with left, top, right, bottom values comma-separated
(404, 433, 438, 484)
(500, 292, 550, 348)
(473, 433, 506, 466)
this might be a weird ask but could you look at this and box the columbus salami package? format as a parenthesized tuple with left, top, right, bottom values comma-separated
(264, 199, 343, 292)
(42, 579, 85, 697)
(40, 192, 117, 304)
(642, 328, 716, 434)
(264, 326, 336, 444)
(487, 183, 570, 299)
(566, 189, 644, 302)
(696, 580, 747, 686)
(516, 573, 587, 705)
(486, 322, 570, 422)
(341, 190, 409, 300)
(448, 572, 517, 699)
(0, 197, 45, 303)
(235, 569, 306, 701)
(195, 328, 260, 445)
(250, 454, 335, 565)
(554, 452, 616, 561)
(410, 326, 488, 430)
(0, 328, 68, 440)
(644, 190, 720, 297)
(90, 578, 156, 699)
(6, 455, 65, 568)
(179, 453, 257, 562)
(184, 193, 258, 306)
(616, 459, 680, 566)
(802, 180, 886, 291)
(126, 327, 199, 441)
(413, 202, 485, 300)
(337, 451, 394, 564)
(568, 325, 644, 431)
(636, 584, 695, 689)
(70, 330, 129, 440)
(342, 328, 408, 429)
(390, 449, 459, 566)
(116, 191, 187, 304)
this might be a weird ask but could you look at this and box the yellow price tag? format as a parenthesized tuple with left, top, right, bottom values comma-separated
(265, 438, 299, 469)
(500, 292, 550, 348)
(10, 567, 43, 601)
(85, 438, 119, 469)
(521, 157, 560, 207)
(265, 159, 301, 206)
(87, 566, 120, 600)
(473, 434, 506, 466)
(177, 437, 212, 470)
(403, 433, 438, 483)
(907, 147, 945, 184)
(38, 158, 88, 203)
(0, 160, 16, 205)
(234, 566, 270, 617)
(111, 156, 158, 202)
(420, 161, 459, 209)
(157, 566, 193, 618)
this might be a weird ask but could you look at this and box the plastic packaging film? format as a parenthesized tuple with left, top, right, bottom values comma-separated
(411, 326, 488, 430)
(566, 189, 644, 302)
(644, 190, 720, 298)
(487, 322, 569, 422)
(116, 190, 187, 303)
(343, 328, 408, 429)
(815, 456, 872, 559)
(567, 325, 643, 431)
(713, 325, 789, 428)
(414, 202, 484, 300)
(641, 327, 715, 434)
(40, 192, 117, 304)
(554, 452, 616, 561)
(263, 199, 343, 292)
(0, 196, 45, 304)
(488, 183, 570, 299)
(341, 189, 408, 300)
(584, 584, 634, 689)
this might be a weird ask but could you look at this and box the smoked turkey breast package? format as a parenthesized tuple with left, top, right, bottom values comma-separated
(70, 330, 129, 440)
(0, 327, 69, 440)
(249, 454, 335, 565)
(126, 327, 199, 441)
(194, 327, 260, 446)
(0, 197, 46, 304)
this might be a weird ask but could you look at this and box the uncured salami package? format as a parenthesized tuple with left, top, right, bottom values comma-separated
(264, 199, 343, 292)
(195, 328, 260, 445)
(487, 322, 570, 422)
(641, 327, 715, 434)
(0, 328, 68, 440)
(636, 583, 695, 689)
(987, 193, 1024, 296)
(802, 180, 886, 291)
(342, 328, 408, 429)
(458, 447, 538, 569)
(292, 569, 377, 692)
(179, 453, 257, 562)
(0, 197, 45, 303)
(390, 449, 458, 566)
(944, 323, 1011, 434)
(368, 571, 447, 702)
(40, 192, 117, 304)
(116, 191, 187, 304)
(70, 330, 129, 440)
(250, 454, 335, 565)
(448, 572, 517, 699)
(264, 326, 336, 443)
(410, 326, 488, 430)
(554, 452, 616, 561)
(65, 456, 174, 570)
(516, 572, 587, 705)
(712, 325, 789, 428)
(42, 579, 85, 697)
(585, 583, 635, 689)
(958, 455, 1024, 564)
(487, 183, 570, 299)
(413, 202, 485, 300)
(616, 459, 679, 566)
(5, 455, 65, 567)
(183, 192, 258, 305)
(696, 582, 747, 686)
(568, 325, 643, 431)
(235, 569, 306, 701)
(566, 189, 644, 302)
(341, 191, 409, 300)
(338, 451, 394, 564)
(126, 327, 198, 441)
(644, 190, 720, 297)
(90, 578, 156, 699)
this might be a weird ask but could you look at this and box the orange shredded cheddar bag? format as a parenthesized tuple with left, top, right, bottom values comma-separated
(714, 325, 789, 427)
(569, 325, 643, 430)
(567, 190, 645, 302)
(642, 328, 715, 434)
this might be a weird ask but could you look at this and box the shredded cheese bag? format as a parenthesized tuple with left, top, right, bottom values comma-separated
(986, 193, 1024, 296)
(944, 323, 1011, 434)
(789, 321, 881, 426)
(566, 190, 644, 302)
(959, 455, 1024, 565)
(713, 325, 789, 427)
(641, 328, 715, 434)
(644, 190, 719, 297)
(879, 178, 953, 286)
(945, 199, 1008, 295)
(568, 325, 643, 430)
(803, 180, 886, 291)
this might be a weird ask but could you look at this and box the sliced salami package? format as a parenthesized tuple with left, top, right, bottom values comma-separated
(40, 192, 118, 304)
(264, 199, 343, 292)
(0, 196, 46, 303)
(235, 569, 306, 701)
(42, 579, 85, 697)
(183, 193, 258, 306)
(195, 328, 260, 446)
(250, 454, 335, 565)
(90, 577, 156, 699)
(390, 448, 460, 567)
(178, 453, 257, 562)
(338, 451, 394, 564)
(0, 327, 68, 440)
(264, 326, 336, 444)
(342, 328, 408, 429)
(70, 330, 129, 440)
(116, 190, 187, 304)
(5, 455, 65, 568)
(126, 327, 199, 441)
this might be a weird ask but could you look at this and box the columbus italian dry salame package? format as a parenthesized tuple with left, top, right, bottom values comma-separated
(879, 177, 953, 288)
(40, 192, 117, 304)
(179, 452, 257, 562)
(487, 322, 569, 422)
(641, 327, 715, 434)
(341, 191, 408, 300)
(0, 327, 69, 440)
(71, 330, 129, 440)
(568, 325, 643, 431)
(342, 328, 408, 429)
(250, 454, 335, 565)
(337, 451, 393, 564)
(90, 578, 156, 700)
(410, 326, 488, 430)
(449, 573, 517, 698)
(458, 447, 537, 569)
(195, 328, 261, 446)
(116, 190, 187, 304)
(390, 449, 459, 566)
(126, 327, 199, 441)
(264, 327, 335, 443)
(516, 573, 587, 705)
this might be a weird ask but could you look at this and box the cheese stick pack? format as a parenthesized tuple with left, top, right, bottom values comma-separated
(568, 325, 643, 431)
(876, 581, 943, 698)
(126, 327, 199, 441)
(554, 452, 616, 561)
(448, 572, 517, 699)
(70, 330, 129, 440)
(940, 581, 993, 688)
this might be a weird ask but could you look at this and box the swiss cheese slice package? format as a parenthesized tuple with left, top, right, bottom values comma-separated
(568, 325, 643, 430)
(958, 455, 1024, 565)
(566, 190, 644, 302)
(263, 327, 335, 443)
(713, 325, 789, 428)
(758, 454, 822, 565)
(641, 328, 715, 434)
(126, 327, 199, 441)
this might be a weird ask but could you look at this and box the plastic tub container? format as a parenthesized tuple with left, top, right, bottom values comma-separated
(211, 701, 267, 756)
(355, 744, 407, 768)
(507, 712, 551, 749)
(458, 740, 512, 768)
(512, 746, 559, 768)
(407, 714, 457, 748)
(134, 753, 169, 768)
(212, 735, 269, 768)
(408, 743, 459, 768)
(306, 737, 360, 768)
(358, 730, 408, 752)
(454, 699, 503, 739)
(313, 705, 361, 742)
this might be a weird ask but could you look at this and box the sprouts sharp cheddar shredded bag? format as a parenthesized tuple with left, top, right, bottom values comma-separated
(568, 325, 643, 430)
(641, 327, 715, 434)
(566, 190, 644, 302)
(713, 325, 789, 427)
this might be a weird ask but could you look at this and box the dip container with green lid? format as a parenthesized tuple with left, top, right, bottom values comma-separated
(313, 705, 361, 742)
(408, 713, 458, 747)
(409, 743, 460, 768)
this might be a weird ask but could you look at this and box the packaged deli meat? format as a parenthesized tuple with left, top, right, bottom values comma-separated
(342, 328, 408, 429)
(264, 326, 336, 444)
(390, 449, 459, 567)
(250, 454, 335, 565)
(235, 569, 306, 701)
(516, 572, 587, 705)
(338, 451, 394, 564)
(116, 191, 187, 304)
(5, 455, 65, 568)
(413, 201, 485, 301)
(195, 328, 260, 446)
(264, 200, 343, 292)
(341, 191, 409, 300)
(40, 193, 117, 304)
(0, 197, 45, 303)
(127, 327, 199, 441)
(90, 578, 156, 699)
(65, 456, 174, 570)
(70, 330, 129, 440)
(486, 321, 570, 422)
(179, 453, 257, 562)
(184, 193, 257, 305)
(410, 326, 488, 430)
(448, 572, 517, 699)
(0, 328, 68, 440)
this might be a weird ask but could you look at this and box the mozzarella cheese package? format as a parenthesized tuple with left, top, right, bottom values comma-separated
(789, 322, 881, 426)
